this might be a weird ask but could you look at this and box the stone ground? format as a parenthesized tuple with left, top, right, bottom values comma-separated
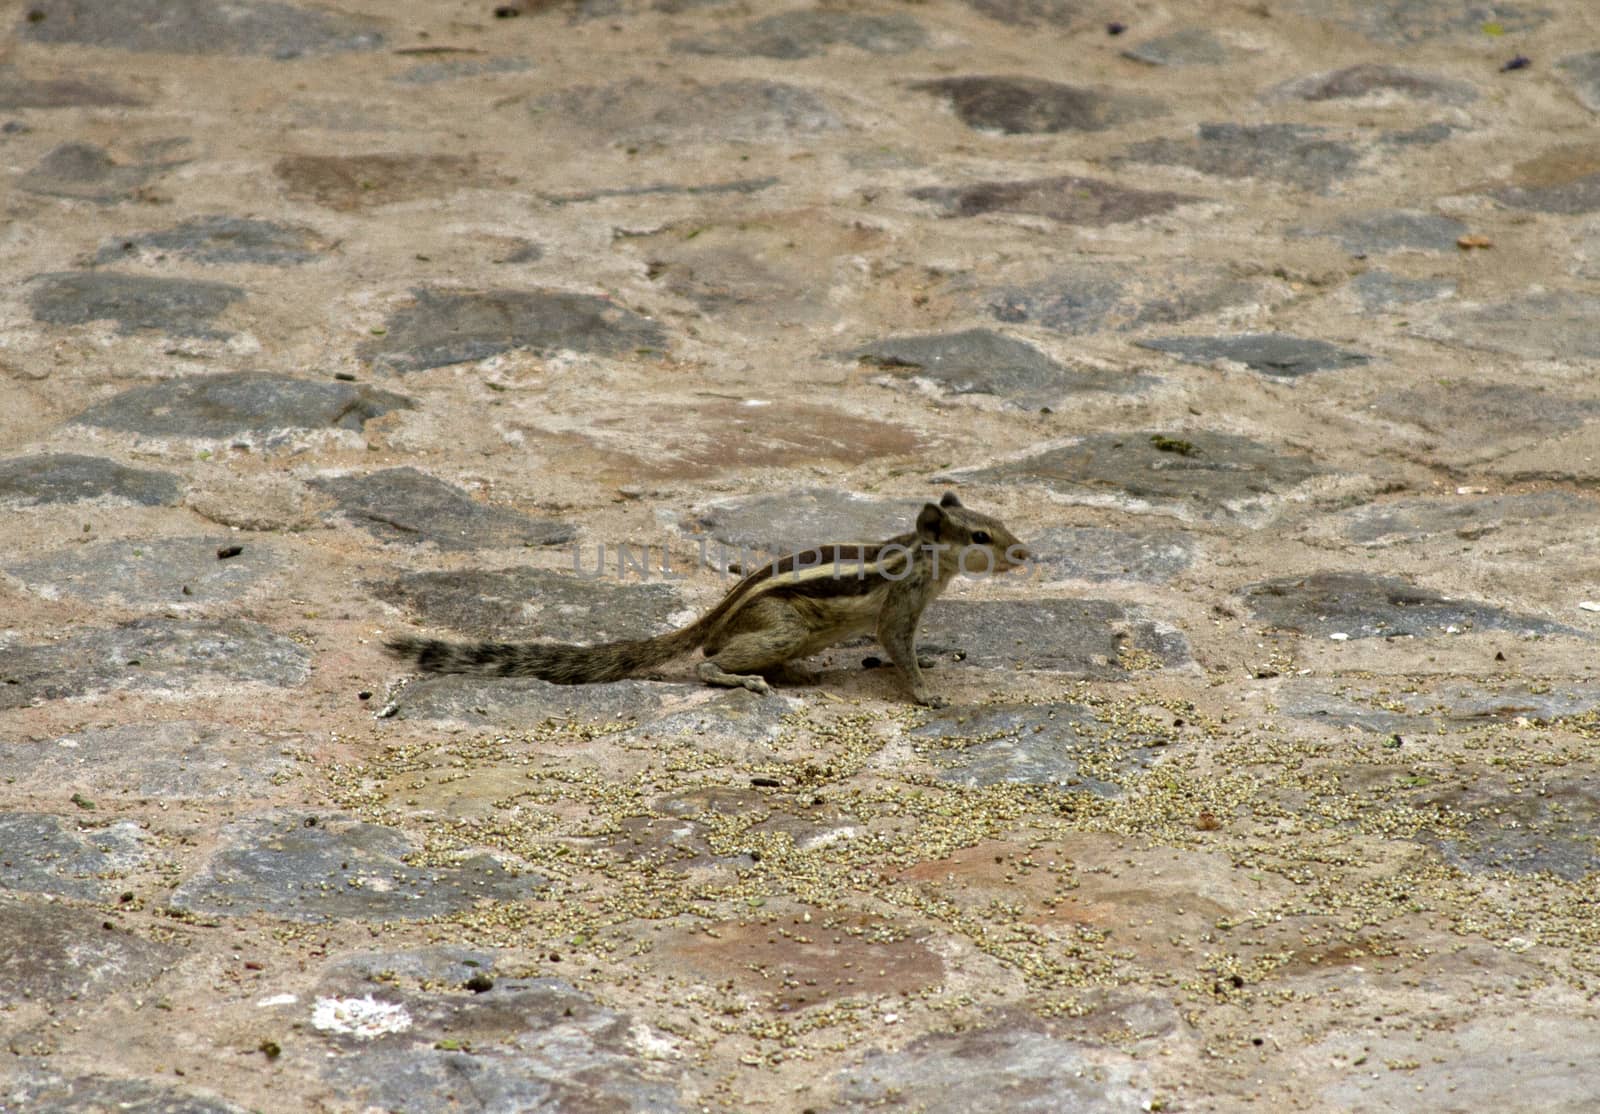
(3, 0, 1600, 1110)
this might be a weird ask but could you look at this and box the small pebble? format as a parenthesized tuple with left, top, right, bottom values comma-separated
(1500, 55, 1531, 71)
(217, 545, 243, 560)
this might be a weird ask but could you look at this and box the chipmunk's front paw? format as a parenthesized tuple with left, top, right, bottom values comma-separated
(742, 675, 773, 696)
(914, 692, 950, 709)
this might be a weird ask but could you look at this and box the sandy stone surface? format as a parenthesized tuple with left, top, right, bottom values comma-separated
(3, 1, 1600, 1110)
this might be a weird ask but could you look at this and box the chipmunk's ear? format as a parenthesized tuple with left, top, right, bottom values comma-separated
(939, 491, 963, 509)
(917, 502, 945, 541)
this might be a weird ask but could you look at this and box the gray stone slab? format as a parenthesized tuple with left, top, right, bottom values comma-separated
(1122, 28, 1229, 66)
(0, 67, 144, 108)
(912, 702, 1171, 793)
(911, 175, 1197, 226)
(1370, 381, 1600, 439)
(7, 536, 277, 607)
(1417, 777, 1600, 879)
(1491, 173, 1600, 215)
(20, 0, 384, 57)
(17, 142, 165, 203)
(1117, 124, 1363, 192)
(372, 567, 684, 641)
(0, 814, 147, 901)
(315, 975, 682, 1111)
(394, 675, 683, 727)
(71, 372, 413, 439)
(324, 945, 501, 989)
(921, 598, 1191, 678)
(0, 453, 180, 507)
(844, 328, 1135, 407)
(312, 467, 575, 550)
(1349, 271, 1455, 310)
(7, 722, 299, 800)
(1418, 291, 1600, 359)
(1281, 679, 1600, 733)
(673, 11, 927, 58)
(912, 77, 1165, 134)
(1270, 64, 1477, 103)
(170, 813, 545, 922)
(361, 287, 668, 373)
(1295, 208, 1468, 254)
(1558, 51, 1600, 111)
(96, 216, 331, 266)
(0, 899, 181, 1001)
(0, 1073, 243, 1114)
(29, 272, 244, 338)
(964, 0, 1086, 27)
(686, 489, 922, 557)
(985, 265, 1259, 336)
(945, 432, 1324, 515)
(1028, 525, 1195, 582)
(1339, 491, 1599, 545)
(832, 1020, 1152, 1113)
(541, 176, 777, 206)
(1240, 572, 1579, 639)
(0, 619, 312, 710)
(1139, 332, 1370, 377)
(392, 56, 535, 84)
(530, 79, 841, 144)
(1296, 0, 1551, 44)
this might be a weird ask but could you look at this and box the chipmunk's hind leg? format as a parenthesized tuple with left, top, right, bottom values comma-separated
(698, 599, 809, 697)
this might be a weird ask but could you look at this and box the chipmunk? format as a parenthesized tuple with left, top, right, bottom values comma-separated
(384, 492, 1031, 706)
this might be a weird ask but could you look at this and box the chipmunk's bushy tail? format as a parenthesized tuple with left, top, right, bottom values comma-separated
(384, 620, 707, 684)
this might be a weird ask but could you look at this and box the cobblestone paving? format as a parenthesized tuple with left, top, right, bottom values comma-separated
(3, 1, 1600, 1110)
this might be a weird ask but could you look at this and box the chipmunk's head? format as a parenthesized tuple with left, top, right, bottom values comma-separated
(917, 492, 1032, 574)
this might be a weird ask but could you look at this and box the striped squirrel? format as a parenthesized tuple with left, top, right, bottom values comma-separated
(384, 492, 1030, 706)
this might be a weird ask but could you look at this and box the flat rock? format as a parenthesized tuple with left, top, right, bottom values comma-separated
(1117, 123, 1363, 192)
(685, 489, 922, 558)
(963, 0, 1086, 27)
(0, 1072, 242, 1114)
(312, 467, 574, 550)
(1138, 333, 1371, 377)
(1418, 777, 1600, 878)
(7, 721, 299, 800)
(1338, 491, 1599, 544)
(527, 79, 841, 144)
(1028, 525, 1195, 582)
(18, 142, 164, 202)
(274, 153, 492, 211)
(1348, 270, 1454, 310)
(944, 432, 1324, 517)
(1281, 678, 1600, 733)
(314, 975, 682, 1111)
(0, 67, 144, 108)
(1270, 63, 1476, 103)
(1416, 290, 1600, 359)
(372, 567, 684, 641)
(912, 76, 1165, 134)
(0, 619, 312, 710)
(912, 702, 1171, 793)
(21, 0, 384, 57)
(1294, 208, 1468, 253)
(361, 287, 667, 373)
(96, 216, 331, 266)
(1240, 572, 1579, 639)
(169, 813, 545, 922)
(1558, 51, 1600, 111)
(983, 264, 1259, 335)
(393, 675, 682, 727)
(921, 598, 1191, 678)
(0, 453, 180, 507)
(1370, 381, 1600, 440)
(1122, 28, 1230, 66)
(912, 175, 1197, 226)
(844, 328, 1134, 407)
(1490, 146, 1600, 214)
(0, 814, 147, 901)
(1296, 0, 1551, 43)
(71, 372, 412, 439)
(28, 272, 244, 338)
(7, 535, 276, 607)
(673, 11, 927, 58)
(323, 945, 501, 988)
(393, 56, 534, 84)
(832, 1019, 1153, 1113)
(0, 899, 180, 1002)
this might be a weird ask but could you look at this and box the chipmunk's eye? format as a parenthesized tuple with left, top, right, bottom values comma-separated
(972, 530, 991, 545)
